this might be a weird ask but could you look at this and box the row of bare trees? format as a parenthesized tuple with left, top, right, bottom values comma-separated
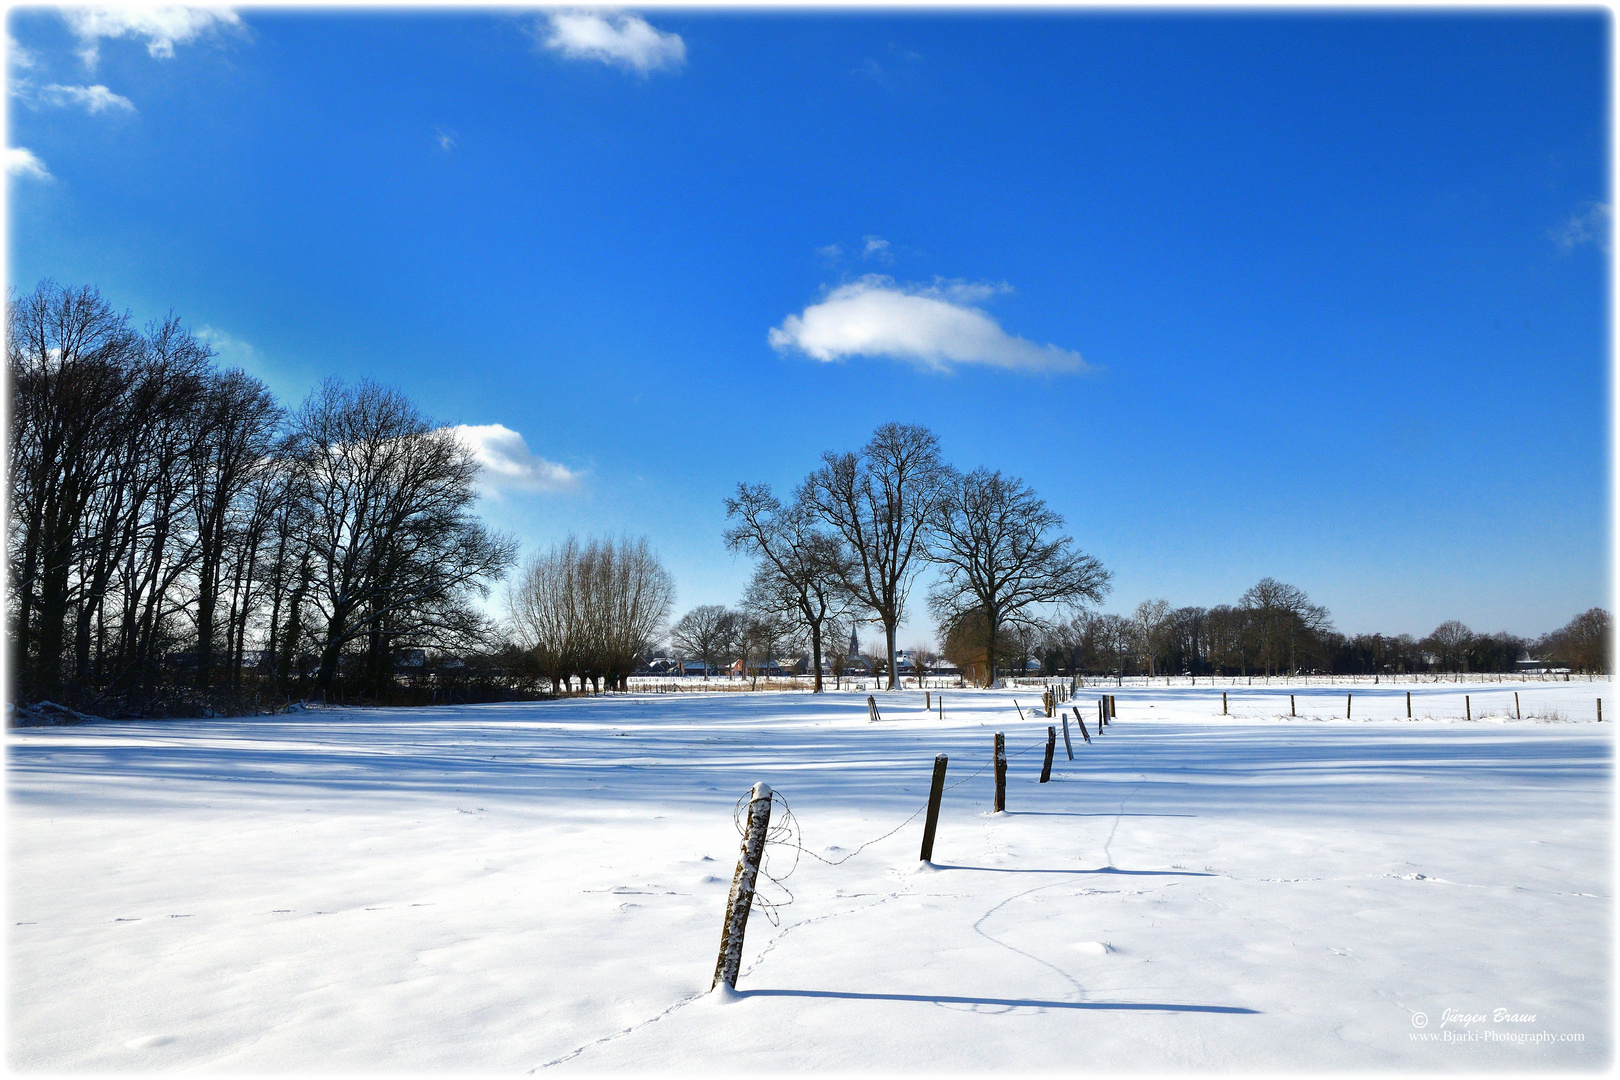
(8, 281, 515, 711)
(1016, 588, 1610, 677)
(722, 422, 1110, 690)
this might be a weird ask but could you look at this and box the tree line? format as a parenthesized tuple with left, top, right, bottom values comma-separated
(8, 281, 516, 713)
(1001, 590, 1609, 679)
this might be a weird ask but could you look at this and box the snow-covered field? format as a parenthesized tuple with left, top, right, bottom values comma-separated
(8, 680, 1611, 1071)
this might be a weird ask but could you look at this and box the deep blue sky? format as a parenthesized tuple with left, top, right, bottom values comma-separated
(8, 8, 1611, 645)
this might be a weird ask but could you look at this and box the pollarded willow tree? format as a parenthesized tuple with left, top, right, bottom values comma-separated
(928, 467, 1110, 688)
(506, 535, 674, 693)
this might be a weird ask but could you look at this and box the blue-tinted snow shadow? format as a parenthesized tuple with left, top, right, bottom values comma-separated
(6, 694, 1610, 818)
(929, 864, 1216, 877)
(736, 989, 1258, 1014)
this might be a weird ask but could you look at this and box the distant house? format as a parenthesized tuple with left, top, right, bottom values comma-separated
(680, 660, 710, 676)
(730, 659, 786, 677)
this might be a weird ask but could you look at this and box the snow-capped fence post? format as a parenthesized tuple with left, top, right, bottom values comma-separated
(1040, 726, 1057, 783)
(993, 733, 1007, 813)
(919, 754, 949, 862)
(1061, 710, 1073, 758)
(1073, 705, 1091, 743)
(712, 782, 773, 992)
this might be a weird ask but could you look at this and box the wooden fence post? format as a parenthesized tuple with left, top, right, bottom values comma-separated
(1515, 691, 1520, 719)
(1346, 692, 1352, 719)
(1598, 699, 1603, 723)
(868, 695, 881, 722)
(919, 755, 949, 862)
(1407, 690, 1412, 719)
(712, 782, 773, 991)
(939, 694, 943, 721)
(1061, 709, 1074, 759)
(1040, 726, 1057, 783)
(926, 690, 931, 711)
(1290, 693, 1295, 717)
(1072, 706, 1091, 742)
(993, 733, 1007, 812)
(1097, 698, 1106, 733)
(1222, 691, 1227, 715)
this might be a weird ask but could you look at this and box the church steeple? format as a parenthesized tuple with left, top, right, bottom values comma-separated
(848, 626, 859, 658)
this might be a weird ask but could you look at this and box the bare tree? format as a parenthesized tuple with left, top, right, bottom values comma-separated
(1133, 598, 1172, 676)
(1423, 620, 1474, 673)
(289, 379, 515, 699)
(1240, 578, 1331, 675)
(1538, 608, 1611, 674)
(669, 604, 737, 679)
(928, 467, 1110, 688)
(724, 482, 849, 693)
(802, 423, 946, 690)
(8, 282, 143, 695)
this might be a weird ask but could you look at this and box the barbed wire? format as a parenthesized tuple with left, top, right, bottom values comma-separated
(728, 731, 1054, 922)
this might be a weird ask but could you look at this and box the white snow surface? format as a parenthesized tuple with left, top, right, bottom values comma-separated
(8, 679, 1612, 1071)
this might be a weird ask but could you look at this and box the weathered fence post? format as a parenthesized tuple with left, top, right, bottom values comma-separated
(712, 782, 773, 991)
(919, 755, 948, 862)
(1072, 705, 1091, 743)
(1290, 694, 1295, 717)
(1108, 695, 1116, 721)
(1407, 690, 1412, 719)
(1061, 710, 1074, 758)
(993, 732, 1007, 812)
(1097, 698, 1106, 733)
(1222, 691, 1228, 715)
(1346, 693, 1352, 719)
(939, 694, 943, 720)
(926, 690, 931, 711)
(1599, 699, 1603, 723)
(1515, 691, 1520, 719)
(868, 695, 880, 722)
(1040, 726, 1057, 783)
(1465, 695, 1471, 722)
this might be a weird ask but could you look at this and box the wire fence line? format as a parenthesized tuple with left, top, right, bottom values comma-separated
(729, 729, 1056, 923)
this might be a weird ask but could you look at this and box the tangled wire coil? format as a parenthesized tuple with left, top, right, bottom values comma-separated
(729, 734, 1051, 923)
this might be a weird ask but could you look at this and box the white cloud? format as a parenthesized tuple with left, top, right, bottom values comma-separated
(541, 11, 685, 76)
(815, 243, 843, 260)
(1553, 201, 1610, 251)
(436, 128, 456, 152)
(10, 36, 37, 69)
(862, 235, 893, 262)
(6, 147, 52, 181)
(768, 275, 1088, 375)
(451, 424, 580, 494)
(21, 82, 137, 113)
(61, 6, 242, 67)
